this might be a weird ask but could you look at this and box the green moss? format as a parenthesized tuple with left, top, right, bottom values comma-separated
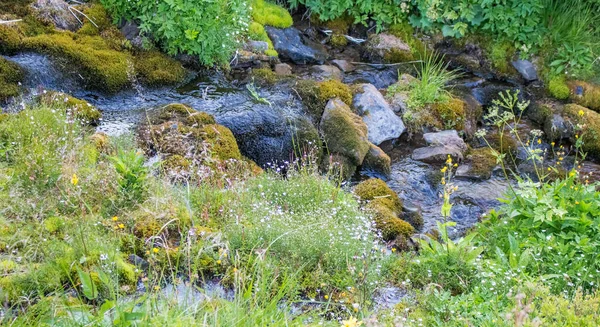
(38, 91, 101, 124)
(162, 154, 191, 172)
(355, 178, 402, 213)
(569, 81, 600, 112)
(528, 102, 553, 125)
(388, 21, 426, 58)
(366, 202, 414, 241)
(115, 256, 137, 285)
(488, 41, 516, 75)
(296, 79, 353, 118)
(563, 104, 600, 157)
(134, 51, 186, 86)
(187, 112, 216, 126)
(0, 57, 24, 101)
(0, 260, 17, 273)
(23, 32, 131, 92)
(265, 49, 278, 57)
(430, 97, 466, 130)
(0, 0, 33, 17)
(383, 48, 414, 64)
(548, 76, 570, 100)
(362, 143, 391, 177)
(248, 22, 278, 56)
(78, 3, 113, 36)
(330, 34, 347, 47)
(0, 25, 23, 55)
(89, 132, 110, 152)
(196, 124, 242, 161)
(486, 131, 518, 157)
(251, 0, 293, 28)
(468, 148, 497, 179)
(320, 99, 369, 167)
(251, 67, 278, 85)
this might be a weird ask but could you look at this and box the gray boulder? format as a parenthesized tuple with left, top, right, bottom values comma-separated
(331, 59, 355, 73)
(309, 65, 343, 81)
(512, 60, 538, 82)
(265, 27, 327, 65)
(31, 0, 80, 31)
(413, 130, 467, 163)
(353, 83, 405, 145)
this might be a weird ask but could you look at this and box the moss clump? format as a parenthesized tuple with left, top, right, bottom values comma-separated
(251, 0, 293, 28)
(133, 214, 162, 239)
(383, 48, 414, 64)
(366, 202, 414, 241)
(0, 0, 33, 17)
(486, 131, 518, 157)
(195, 124, 242, 161)
(0, 57, 24, 101)
(251, 67, 278, 85)
(355, 178, 402, 212)
(78, 3, 113, 36)
(38, 91, 101, 124)
(568, 81, 600, 112)
(134, 51, 186, 86)
(362, 143, 391, 177)
(548, 76, 570, 100)
(187, 112, 216, 126)
(563, 104, 600, 157)
(430, 97, 466, 130)
(248, 22, 278, 56)
(0, 25, 23, 55)
(488, 41, 516, 76)
(23, 32, 131, 92)
(159, 103, 196, 122)
(388, 22, 426, 58)
(89, 132, 110, 152)
(296, 79, 353, 118)
(330, 34, 347, 47)
(468, 148, 497, 179)
(43, 216, 65, 234)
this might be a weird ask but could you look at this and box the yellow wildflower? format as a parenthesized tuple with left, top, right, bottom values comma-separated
(341, 317, 362, 327)
(152, 248, 159, 253)
(153, 285, 160, 291)
(216, 260, 222, 264)
(441, 167, 448, 173)
(579, 109, 585, 117)
(551, 142, 555, 146)
(570, 171, 576, 177)
(118, 223, 125, 229)
(112, 216, 118, 221)
(71, 174, 78, 186)
(324, 295, 329, 300)
(537, 139, 542, 144)
(446, 155, 452, 165)
(453, 163, 458, 167)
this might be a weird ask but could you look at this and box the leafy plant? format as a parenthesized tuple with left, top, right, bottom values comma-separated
(108, 149, 148, 202)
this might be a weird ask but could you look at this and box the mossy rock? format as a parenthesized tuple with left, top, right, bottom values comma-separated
(568, 81, 600, 112)
(355, 178, 402, 213)
(388, 22, 426, 58)
(362, 143, 391, 177)
(319, 98, 370, 167)
(77, 3, 113, 36)
(366, 202, 414, 241)
(527, 102, 554, 125)
(38, 91, 101, 124)
(468, 148, 497, 179)
(158, 103, 197, 122)
(248, 22, 278, 56)
(366, 33, 413, 64)
(162, 154, 191, 173)
(0, 25, 22, 55)
(430, 97, 466, 131)
(195, 124, 242, 161)
(325, 154, 357, 180)
(563, 104, 600, 157)
(251, 0, 293, 28)
(485, 131, 518, 157)
(290, 117, 323, 161)
(296, 79, 352, 119)
(251, 67, 278, 85)
(0, 57, 24, 101)
(134, 51, 186, 86)
(548, 76, 570, 100)
(330, 34, 348, 47)
(187, 112, 216, 126)
(488, 41, 517, 77)
(23, 32, 131, 92)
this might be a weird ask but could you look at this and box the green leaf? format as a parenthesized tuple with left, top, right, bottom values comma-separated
(77, 267, 98, 300)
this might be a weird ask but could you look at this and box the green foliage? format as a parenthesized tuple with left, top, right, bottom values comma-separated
(100, 0, 250, 67)
(38, 91, 102, 124)
(108, 149, 148, 203)
(248, 21, 278, 55)
(408, 51, 459, 110)
(251, 0, 293, 28)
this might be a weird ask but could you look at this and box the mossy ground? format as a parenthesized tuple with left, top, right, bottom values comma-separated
(296, 79, 353, 119)
(568, 81, 600, 112)
(549, 76, 571, 100)
(0, 57, 24, 102)
(467, 147, 497, 179)
(38, 91, 101, 124)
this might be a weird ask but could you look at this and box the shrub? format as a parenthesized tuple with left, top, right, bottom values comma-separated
(100, 0, 250, 67)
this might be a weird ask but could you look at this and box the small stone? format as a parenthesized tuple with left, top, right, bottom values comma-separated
(265, 27, 328, 65)
(512, 60, 538, 82)
(331, 59, 355, 73)
(412, 146, 464, 164)
(309, 65, 343, 81)
(274, 63, 292, 76)
(423, 130, 467, 152)
(246, 41, 269, 53)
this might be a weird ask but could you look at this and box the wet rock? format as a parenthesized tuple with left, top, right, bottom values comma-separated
(343, 66, 399, 89)
(544, 114, 573, 142)
(389, 92, 409, 114)
(413, 130, 467, 163)
(265, 27, 327, 65)
(365, 33, 411, 63)
(274, 63, 292, 76)
(309, 65, 343, 81)
(353, 83, 405, 145)
(119, 21, 144, 48)
(232, 50, 273, 68)
(245, 41, 269, 53)
(31, 0, 80, 31)
(362, 143, 391, 177)
(320, 98, 370, 174)
(455, 91, 483, 139)
(471, 84, 524, 107)
(331, 59, 355, 73)
(512, 60, 538, 82)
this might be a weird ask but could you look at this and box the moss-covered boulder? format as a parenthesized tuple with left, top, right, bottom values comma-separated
(430, 97, 466, 131)
(562, 104, 600, 157)
(367, 202, 414, 241)
(365, 33, 413, 64)
(297, 79, 352, 119)
(0, 57, 24, 102)
(134, 51, 186, 86)
(355, 178, 402, 213)
(251, 0, 293, 28)
(548, 76, 570, 100)
(464, 147, 497, 179)
(568, 81, 600, 112)
(362, 143, 391, 177)
(320, 98, 370, 176)
(38, 91, 101, 124)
